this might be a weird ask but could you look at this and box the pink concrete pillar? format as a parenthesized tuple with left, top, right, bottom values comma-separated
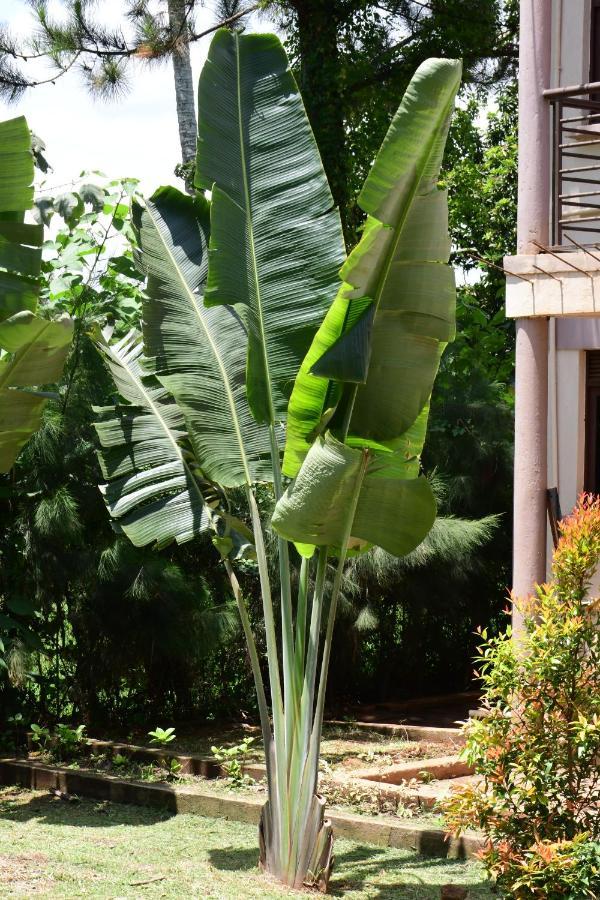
(512, 0, 552, 637)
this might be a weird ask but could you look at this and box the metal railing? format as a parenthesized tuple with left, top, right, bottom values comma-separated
(544, 81, 600, 246)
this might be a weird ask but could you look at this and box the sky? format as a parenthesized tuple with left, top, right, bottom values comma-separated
(0, 0, 266, 196)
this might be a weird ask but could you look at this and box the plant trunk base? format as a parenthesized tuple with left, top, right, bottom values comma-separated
(258, 796, 334, 893)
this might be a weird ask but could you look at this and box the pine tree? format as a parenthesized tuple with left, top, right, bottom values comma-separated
(0, 1, 258, 166)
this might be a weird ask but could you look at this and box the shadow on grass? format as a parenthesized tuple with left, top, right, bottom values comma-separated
(0, 788, 172, 828)
(209, 842, 495, 899)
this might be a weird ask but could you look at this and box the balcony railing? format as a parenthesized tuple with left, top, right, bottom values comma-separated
(544, 81, 600, 246)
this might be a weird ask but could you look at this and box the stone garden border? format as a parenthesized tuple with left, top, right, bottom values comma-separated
(0, 757, 482, 860)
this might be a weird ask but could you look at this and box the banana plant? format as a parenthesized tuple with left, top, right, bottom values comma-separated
(93, 28, 461, 892)
(0, 115, 73, 473)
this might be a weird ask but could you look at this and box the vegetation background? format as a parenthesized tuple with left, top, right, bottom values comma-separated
(0, 0, 518, 733)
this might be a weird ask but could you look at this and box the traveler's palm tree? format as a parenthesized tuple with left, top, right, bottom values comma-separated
(94, 29, 461, 891)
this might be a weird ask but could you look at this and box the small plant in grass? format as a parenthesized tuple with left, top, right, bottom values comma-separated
(443, 494, 600, 899)
(148, 726, 176, 747)
(113, 753, 128, 767)
(211, 736, 256, 787)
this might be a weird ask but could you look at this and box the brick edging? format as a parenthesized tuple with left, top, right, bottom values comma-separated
(0, 758, 482, 860)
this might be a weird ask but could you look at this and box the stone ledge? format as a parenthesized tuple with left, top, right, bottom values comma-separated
(326, 721, 465, 745)
(0, 758, 482, 860)
(505, 250, 600, 318)
(349, 755, 472, 785)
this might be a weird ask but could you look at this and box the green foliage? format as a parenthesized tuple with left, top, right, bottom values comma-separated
(444, 83, 518, 389)
(54, 722, 86, 754)
(0, 159, 249, 726)
(444, 495, 600, 898)
(37, 174, 144, 335)
(31, 721, 87, 759)
(273, 0, 516, 241)
(30, 722, 50, 747)
(211, 735, 256, 786)
(500, 836, 600, 900)
(0, 115, 73, 474)
(148, 726, 176, 747)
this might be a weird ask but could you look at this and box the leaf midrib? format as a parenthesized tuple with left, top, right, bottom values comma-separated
(234, 31, 276, 427)
(105, 338, 207, 513)
(371, 92, 457, 316)
(145, 202, 253, 485)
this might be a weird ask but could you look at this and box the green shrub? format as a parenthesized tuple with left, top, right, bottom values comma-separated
(147, 726, 175, 747)
(211, 736, 255, 787)
(443, 494, 600, 898)
(493, 835, 600, 899)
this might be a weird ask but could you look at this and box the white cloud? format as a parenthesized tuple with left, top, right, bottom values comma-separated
(0, 0, 267, 196)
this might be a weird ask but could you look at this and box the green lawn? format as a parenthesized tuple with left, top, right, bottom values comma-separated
(0, 787, 494, 898)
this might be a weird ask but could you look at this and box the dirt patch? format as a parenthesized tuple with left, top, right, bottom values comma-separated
(0, 852, 52, 895)
(323, 739, 458, 772)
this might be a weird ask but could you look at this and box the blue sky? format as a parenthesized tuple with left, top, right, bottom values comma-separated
(1, 1, 264, 196)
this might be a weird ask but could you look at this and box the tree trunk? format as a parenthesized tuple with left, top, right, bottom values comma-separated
(293, 0, 350, 242)
(167, 0, 198, 165)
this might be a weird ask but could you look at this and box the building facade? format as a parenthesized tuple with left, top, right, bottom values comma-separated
(507, 0, 600, 632)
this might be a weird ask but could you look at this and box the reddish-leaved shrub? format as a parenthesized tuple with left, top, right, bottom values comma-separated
(443, 494, 600, 898)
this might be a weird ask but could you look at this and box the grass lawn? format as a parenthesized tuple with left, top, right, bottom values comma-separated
(0, 787, 494, 898)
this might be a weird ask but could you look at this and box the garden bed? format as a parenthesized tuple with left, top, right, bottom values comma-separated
(21, 721, 473, 822)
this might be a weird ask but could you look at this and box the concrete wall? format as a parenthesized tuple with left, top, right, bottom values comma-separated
(546, 3, 594, 564)
(552, 0, 589, 87)
(554, 348, 585, 510)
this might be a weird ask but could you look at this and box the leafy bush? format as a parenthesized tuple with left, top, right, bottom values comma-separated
(492, 835, 600, 899)
(443, 494, 600, 898)
(54, 723, 86, 754)
(30, 723, 50, 748)
(211, 736, 256, 787)
(31, 722, 87, 760)
(147, 726, 176, 747)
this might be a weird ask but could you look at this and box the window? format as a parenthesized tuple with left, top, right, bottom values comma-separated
(591, 0, 600, 83)
(584, 351, 600, 491)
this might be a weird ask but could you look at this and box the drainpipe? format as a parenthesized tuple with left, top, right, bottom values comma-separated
(512, 0, 552, 639)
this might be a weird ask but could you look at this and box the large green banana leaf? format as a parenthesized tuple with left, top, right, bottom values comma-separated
(283, 58, 462, 477)
(274, 58, 461, 556)
(0, 316, 72, 472)
(132, 186, 272, 488)
(93, 330, 212, 548)
(195, 29, 345, 426)
(0, 116, 42, 322)
(0, 115, 73, 474)
(271, 432, 436, 556)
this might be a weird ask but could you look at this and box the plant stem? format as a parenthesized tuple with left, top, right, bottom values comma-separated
(340, 383, 358, 438)
(293, 555, 309, 704)
(268, 425, 296, 765)
(224, 559, 274, 794)
(286, 546, 328, 878)
(309, 450, 369, 794)
(246, 485, 289, 872)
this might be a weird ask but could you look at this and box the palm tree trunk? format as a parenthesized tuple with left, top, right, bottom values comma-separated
(167, 0, 198, 164)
